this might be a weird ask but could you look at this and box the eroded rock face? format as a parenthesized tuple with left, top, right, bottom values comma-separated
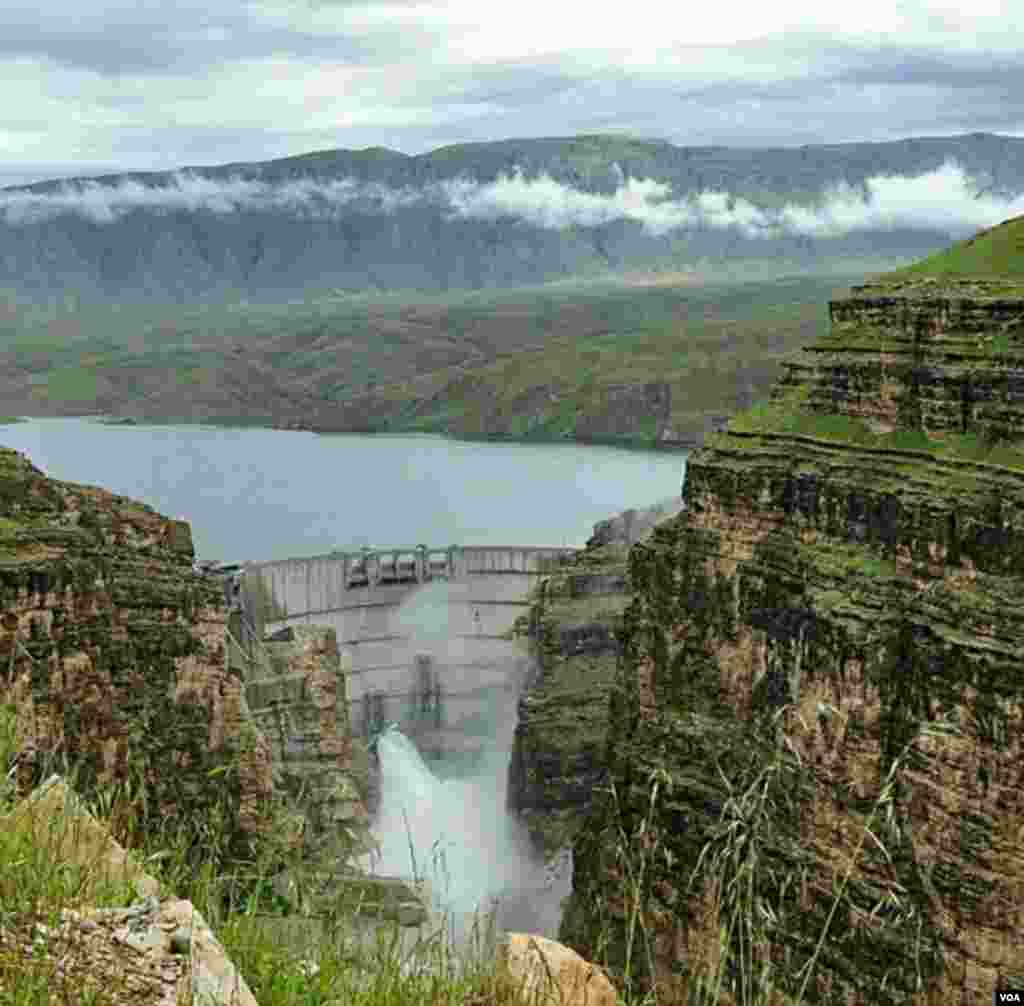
(0, 446, 280, 865)
(245, 625, 376, 863)
(0, 447, 370, 875)
(508, 498, 684, 858)
(562, 280, 1024, 1005)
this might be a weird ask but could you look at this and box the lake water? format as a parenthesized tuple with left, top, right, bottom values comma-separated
(0, 418, 687, 561)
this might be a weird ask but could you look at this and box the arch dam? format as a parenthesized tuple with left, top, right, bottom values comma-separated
(234, 545, 576, 772)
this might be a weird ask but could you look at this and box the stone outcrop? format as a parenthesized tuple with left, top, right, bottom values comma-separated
(242, 624, 375, 864)
(0, 775, 258, 1005)
(508, 498, 684, 858)
(561, 273, 1024, 1004)
(588, 497, 686, 550)
(497, 933, 618, 1006)
(0, 445, 372, 880)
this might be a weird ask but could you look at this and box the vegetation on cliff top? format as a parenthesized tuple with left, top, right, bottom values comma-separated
(717, 386, 1024, 472)
(706, 220, 1024, 472)
(878, 213, 1024, 284)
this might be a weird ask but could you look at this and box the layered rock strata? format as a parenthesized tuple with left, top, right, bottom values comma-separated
(243, 624, 375, 862)
(508, 498, 684, 858)
(562, 277, 1024, 1005)
(0, 446, 371, 878)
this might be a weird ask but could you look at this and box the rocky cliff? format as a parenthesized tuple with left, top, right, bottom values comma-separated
(508, 498, 684, 858)
(0, 446, 372, 883)
(560, 227, 1024, 1004)
(241, 624, 376, 865)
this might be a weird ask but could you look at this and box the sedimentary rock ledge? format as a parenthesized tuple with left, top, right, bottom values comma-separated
(561, 268, 1024, 1006)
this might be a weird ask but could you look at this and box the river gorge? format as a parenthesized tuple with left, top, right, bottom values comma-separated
(0, 416, 687, 957)
(6, 253, 1024, 1005)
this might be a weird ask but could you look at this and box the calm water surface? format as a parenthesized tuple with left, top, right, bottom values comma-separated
(1, 418, 687, 562)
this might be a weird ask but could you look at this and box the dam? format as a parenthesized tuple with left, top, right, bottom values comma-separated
(223, 543, 577, 940)
(230, 545, 575, 770)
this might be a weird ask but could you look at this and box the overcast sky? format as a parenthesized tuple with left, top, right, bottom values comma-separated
(1, 0, 1022, 189)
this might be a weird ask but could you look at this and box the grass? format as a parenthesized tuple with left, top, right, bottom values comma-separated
(0, 688, 962, 1005)
(29, 368, 103, 404)
(877, 213, 1024, 283)
(575, 710, 959, 1006)
(717, 386, 1024, 473)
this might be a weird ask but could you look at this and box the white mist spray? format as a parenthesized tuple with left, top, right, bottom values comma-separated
(358, 576, 570, 946)
(370, 727, 529, 917)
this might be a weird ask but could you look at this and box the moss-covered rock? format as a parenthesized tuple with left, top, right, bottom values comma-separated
(508, 499, 684, 859)
(561, 239, 1024, 1005)
(0, 446, 372, 883)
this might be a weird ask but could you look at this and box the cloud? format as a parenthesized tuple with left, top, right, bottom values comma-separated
(0, 2, 393, 77)
(2, 159, 1022, 243)
(0, 0, 1023, 182)
(0, 172, 427, 224)
(442, 160, 1024, 239)
(773, 162, 1024, 237)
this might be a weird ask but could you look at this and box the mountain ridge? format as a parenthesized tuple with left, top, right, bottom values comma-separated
(3, 130, 1019, 192)
(3, 131, 1023, 307)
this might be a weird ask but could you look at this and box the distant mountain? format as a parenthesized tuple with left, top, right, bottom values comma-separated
(2, 132, 1024, 305)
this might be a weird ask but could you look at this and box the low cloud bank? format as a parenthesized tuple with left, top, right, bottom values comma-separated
(0, 174, 425, 225)
(2, 159, 1021, 240)
(444, 161, 1024, 238)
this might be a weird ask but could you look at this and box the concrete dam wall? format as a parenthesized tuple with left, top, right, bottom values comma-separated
(237, 545, 575, 771)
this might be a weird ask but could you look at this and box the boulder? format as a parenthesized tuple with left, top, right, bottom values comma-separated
(0, 775, 257, 1006)
(0, 897, 258, 1006)
(0, 773, 159, 902)
(497, 933, 617, 1006)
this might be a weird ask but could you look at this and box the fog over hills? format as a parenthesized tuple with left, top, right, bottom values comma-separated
(4, 132, 1024, 305)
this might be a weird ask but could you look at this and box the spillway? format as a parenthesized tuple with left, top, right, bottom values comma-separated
(353, 574, 572, 957)
(358, 715, 570, 954)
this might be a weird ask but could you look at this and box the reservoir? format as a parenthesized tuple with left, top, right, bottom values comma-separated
(0, 416, 688, 957)
(0, 418, 687, 562)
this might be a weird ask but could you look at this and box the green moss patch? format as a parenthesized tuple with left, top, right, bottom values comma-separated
(718, 382, 1024, 473)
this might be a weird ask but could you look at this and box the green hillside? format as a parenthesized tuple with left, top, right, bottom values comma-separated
(713, 218, 1024, 474)
(0, 272, 873, 447)
(879, 213, 1024, 282)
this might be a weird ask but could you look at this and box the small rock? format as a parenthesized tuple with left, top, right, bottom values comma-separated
(497, 934, 617, 1006)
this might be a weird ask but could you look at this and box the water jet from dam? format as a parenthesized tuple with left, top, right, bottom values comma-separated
(357, 578, 570, 949)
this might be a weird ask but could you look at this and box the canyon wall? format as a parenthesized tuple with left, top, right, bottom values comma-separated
(508, 497, 684, 857)
(241, 624, 376, 864)
(561, 277, 1024, 1004)
(0, 446, 372, 878)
